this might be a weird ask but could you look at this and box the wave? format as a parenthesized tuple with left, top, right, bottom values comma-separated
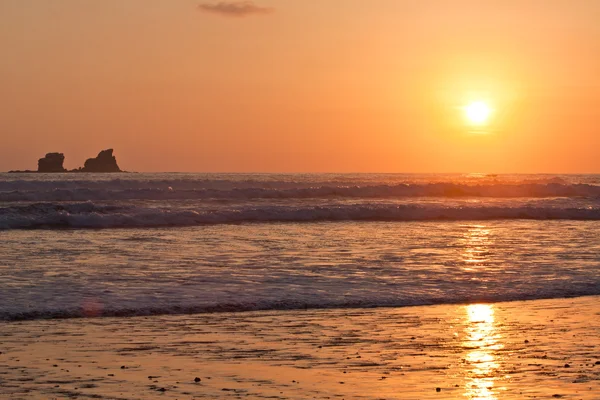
(2, 182, 600, 202)
(1, 175, 578, 191)
(2, 202, 600, 230)
(2, 290, 599, 321)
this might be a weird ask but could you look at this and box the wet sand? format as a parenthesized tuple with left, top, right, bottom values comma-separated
(1, 296, 599, 399)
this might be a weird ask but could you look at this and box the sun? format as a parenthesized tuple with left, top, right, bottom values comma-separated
(464, 101, 492, 125)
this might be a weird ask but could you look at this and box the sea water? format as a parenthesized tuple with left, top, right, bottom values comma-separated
(1, 173, 599, 320)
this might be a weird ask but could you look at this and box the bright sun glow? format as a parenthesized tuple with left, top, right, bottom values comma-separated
(464, 101, 491, 125)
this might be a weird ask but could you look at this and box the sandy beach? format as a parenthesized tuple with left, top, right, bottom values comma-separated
(1, 296, 599, 399)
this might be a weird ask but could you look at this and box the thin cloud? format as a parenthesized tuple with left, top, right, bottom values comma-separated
(199, 1, 273, 17)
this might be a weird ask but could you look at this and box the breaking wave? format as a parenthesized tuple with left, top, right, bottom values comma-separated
(2, 202, 600, 230)
(1, 182, 600, 202)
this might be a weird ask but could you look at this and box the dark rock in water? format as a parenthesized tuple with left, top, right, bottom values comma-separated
(38, 153, 66, 172)
(8, 148, 127, 173)
(82, 149, 121, 172)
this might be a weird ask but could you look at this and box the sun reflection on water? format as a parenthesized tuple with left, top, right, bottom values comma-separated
(461, 225, 492, 271)
(463, 304, 502, 400)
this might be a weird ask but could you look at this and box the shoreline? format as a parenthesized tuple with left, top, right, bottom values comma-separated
(2, 293, 600, 322)
(2, 296, 599, 399)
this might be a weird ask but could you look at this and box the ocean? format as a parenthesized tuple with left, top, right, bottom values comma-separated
(1, 172, 600, 321)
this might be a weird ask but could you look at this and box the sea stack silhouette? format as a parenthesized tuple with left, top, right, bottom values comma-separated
(37, 153, 67, 172)
(9, 149, 123, 173)
(80, 149, 121, 172)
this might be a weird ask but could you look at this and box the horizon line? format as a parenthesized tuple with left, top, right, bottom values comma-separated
(4, 170, 600, 175)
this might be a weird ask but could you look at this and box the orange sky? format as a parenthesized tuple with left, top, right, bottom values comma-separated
(1, 0, 599, 172)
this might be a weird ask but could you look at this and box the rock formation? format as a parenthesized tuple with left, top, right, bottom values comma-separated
(8, 149, 125, 173)
(37, 153, 66, 173)
(81, 149, 121, 172)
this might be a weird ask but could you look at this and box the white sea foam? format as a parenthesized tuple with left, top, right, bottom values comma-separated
(1, 220, 599, 321)
(2, 182, 600, 202)
(1, 201, 600, 230)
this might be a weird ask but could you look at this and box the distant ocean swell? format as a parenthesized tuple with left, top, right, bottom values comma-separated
(2, 202, 600, 229)
(2, 182, 600, 202)
(2, 285, 599, 321)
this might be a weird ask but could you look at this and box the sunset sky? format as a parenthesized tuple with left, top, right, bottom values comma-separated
(1, 0, 599, 173)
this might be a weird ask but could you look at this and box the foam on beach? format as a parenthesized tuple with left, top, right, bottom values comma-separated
(2, 220, 600, 321)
